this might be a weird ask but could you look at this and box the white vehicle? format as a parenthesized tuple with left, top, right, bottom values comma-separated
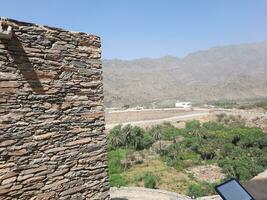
(175, 101, 192, 108)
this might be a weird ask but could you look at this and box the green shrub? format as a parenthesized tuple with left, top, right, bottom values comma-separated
(220, 143, 235, 157)
(190, 143, 200, 152)
(109, 174, 128, 187)
(187, 183, 205, 198)
(179, 151, 199, 160)
(162, 143, 181, 161)
(202, 121, 224, 131)
(198, 145, 216, 160)
(134, 171, 157, 188)
(258, 136, 267, 149)
(143, 172, 157, 189)
(122, 104, 130, 109)
(187, 182, 215, 198)
(148, 122, 179, 145)
(216, 114, 246, 127)
(108, 148, 128, 187)
(141, 133, 155, 149)
(161, 122, 180, 140)
(258, 152, 267, 166)
(108, 149, 125, 174)
(182, 137, 203, 149)
(133, 174, 144, 182)
(218, 157, 264, 181)
(213, 100, 237, 109)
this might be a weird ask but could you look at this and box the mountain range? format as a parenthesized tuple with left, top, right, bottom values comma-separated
(103, 42, 267, 107)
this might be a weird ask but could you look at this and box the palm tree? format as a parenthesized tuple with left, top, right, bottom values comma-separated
(108, 124, 123, 149)
(151, 124, 163, 152)
(122, 124, 133, 170)
(186, 120, 203, 138)
(108, 124, 123, 161)
(131, 126, 144, 150)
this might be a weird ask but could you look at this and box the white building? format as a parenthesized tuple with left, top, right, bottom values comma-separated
(175, 101, 192, 108)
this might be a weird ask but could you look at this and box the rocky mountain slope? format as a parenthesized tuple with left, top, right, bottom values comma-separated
(103, 42, 267, 107)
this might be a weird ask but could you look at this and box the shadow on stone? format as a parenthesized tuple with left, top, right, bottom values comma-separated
(5, 35, 45, 94)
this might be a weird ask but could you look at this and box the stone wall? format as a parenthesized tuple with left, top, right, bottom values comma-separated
(0, 18, 109, 199)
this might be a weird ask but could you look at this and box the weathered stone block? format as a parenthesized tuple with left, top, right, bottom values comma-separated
(20, 166, 47, 175)
(0, 81, 18, 88)
(65, 138, 92, 147)
(0, 140, 16, 147)
(8, 149, 28, 156)
(17, 174, 33, 182)
(2, 176, 17, 185)
(0, 72, 17, 81)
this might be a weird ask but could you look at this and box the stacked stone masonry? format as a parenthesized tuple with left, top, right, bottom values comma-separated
(0, 18, 109, 199)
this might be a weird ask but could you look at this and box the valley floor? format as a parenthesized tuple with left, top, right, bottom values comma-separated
(105, 107, 267, 130)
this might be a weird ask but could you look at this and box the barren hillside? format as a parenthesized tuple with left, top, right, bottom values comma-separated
(103, 42, 267, 107)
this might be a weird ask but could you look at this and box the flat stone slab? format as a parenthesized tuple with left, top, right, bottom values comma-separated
(245, 169, 267, 200)
(110, 187, 222, 200)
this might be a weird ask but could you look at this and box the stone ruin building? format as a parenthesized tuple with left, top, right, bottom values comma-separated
(0, 18, 109, 199)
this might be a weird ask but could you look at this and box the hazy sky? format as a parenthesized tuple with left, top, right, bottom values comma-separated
(1, 0, 267, 59)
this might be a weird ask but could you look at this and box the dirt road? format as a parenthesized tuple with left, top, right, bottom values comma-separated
(105, 109, 210, 129)
(105, 107, 267, 130)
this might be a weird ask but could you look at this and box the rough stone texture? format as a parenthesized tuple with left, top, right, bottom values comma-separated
(0, 18, 109, 199)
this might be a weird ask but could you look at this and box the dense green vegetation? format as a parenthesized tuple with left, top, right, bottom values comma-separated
(211, 98, 267, 110)
(254, 100, 267, 110)
(212, 100, 238, 109)
(107, 115, 267, 197)
(162, 119, 266, 182)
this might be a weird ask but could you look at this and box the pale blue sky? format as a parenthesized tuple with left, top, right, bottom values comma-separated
(1, 0, 267, 59)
